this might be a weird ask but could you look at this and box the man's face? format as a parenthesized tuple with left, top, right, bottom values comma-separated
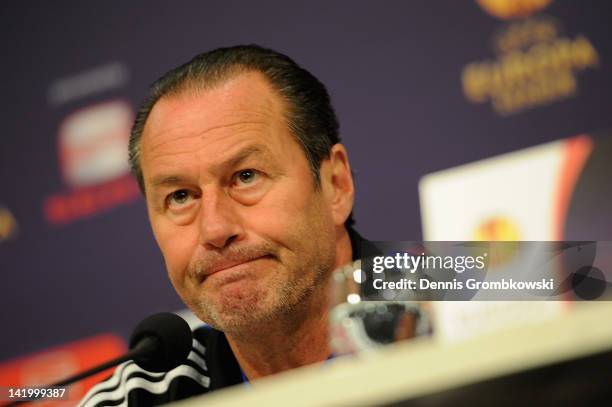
(140, 72, 339, 335)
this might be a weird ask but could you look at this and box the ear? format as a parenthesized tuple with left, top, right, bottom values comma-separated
(320, 144, 355, 227)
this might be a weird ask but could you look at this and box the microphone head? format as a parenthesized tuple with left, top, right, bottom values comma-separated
(129, 312, 193, 372)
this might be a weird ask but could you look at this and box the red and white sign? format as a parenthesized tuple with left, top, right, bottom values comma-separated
(58, 100, 133, 187)
(43, 100, 141, 225)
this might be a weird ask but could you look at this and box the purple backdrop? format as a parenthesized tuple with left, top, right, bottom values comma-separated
(1, 0, 611, 361)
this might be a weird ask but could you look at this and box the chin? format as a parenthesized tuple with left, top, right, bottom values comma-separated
(191, 291, 278, 331)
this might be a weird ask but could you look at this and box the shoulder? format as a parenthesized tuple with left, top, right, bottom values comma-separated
(78, 326, 235, 407)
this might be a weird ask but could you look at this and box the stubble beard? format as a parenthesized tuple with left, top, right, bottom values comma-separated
(185, 240, 336, 340)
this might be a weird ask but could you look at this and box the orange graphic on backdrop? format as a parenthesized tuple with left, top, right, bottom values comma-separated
(554, 135, 593, 240)
(476, 0, 552, 20)
(474, 217, 521, 241)
(0, 207, 18, 242)
(473, 217, 521, 268)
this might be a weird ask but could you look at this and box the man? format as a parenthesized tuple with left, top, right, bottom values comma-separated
(79, 44, 364, 406)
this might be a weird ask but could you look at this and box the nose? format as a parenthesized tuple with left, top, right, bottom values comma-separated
(198, 188, 243, 249)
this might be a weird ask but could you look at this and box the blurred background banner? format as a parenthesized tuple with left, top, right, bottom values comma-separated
(1, 0, 611, 392)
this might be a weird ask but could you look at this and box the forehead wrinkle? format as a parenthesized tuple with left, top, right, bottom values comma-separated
(142, 71, 289, 155)
(141, 71, 294, 188)
(147, 142, 275, 192)
(144, 119, 271, 156)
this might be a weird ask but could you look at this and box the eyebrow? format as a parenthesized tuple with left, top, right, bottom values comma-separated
(150, 144, 272, 188)
(151, 175, 184, 188)
(225, 144, 269, 169)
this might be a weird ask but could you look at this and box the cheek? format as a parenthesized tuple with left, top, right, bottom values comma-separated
(255, 188, 306, 231)
(249, 182, 334, 248)
(151, 217, 198, 287)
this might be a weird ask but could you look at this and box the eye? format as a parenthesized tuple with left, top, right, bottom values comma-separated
(233, 169, 259, 186)
(166, 189, 192, 207)
(229, 168, 269, 205)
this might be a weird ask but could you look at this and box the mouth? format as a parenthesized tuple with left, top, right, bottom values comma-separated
(200, 255, 273, 282)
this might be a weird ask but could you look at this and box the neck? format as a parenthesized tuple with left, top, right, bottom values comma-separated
(227, 226, 353, 380)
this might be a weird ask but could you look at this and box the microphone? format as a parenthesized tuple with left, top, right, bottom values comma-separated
(5, 313, 192, 406)
(129, 311, 193, 372)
